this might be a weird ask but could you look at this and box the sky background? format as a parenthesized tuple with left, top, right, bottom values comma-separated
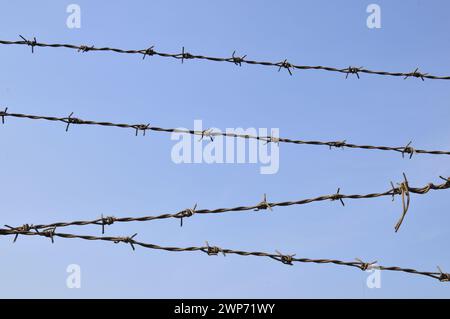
(0, 0, 450, 298)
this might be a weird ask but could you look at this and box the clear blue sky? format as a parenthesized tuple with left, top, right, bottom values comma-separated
(1, 0, 450, 298)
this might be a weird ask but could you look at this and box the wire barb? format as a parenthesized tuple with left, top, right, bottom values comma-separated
(65, 112, 83, 132)
(19, 35, 37, 53)
(276, 250, 296, 265)
(78, 45, 94, 53)
(329, 140, 347, 150)
(390, 181, 397, 202)
(101, 214, 115, 234)
(199, 128, 214, 142)
(142, 45, 155, 60)
(179, 204, 197, 227)
(437, 266, 450, 282)
(4, 224, 33, 243)
(278, 59, 293, 75)
(404, 68, 428, 81)
(255, 194, 273, 211)
(345, 66, 362, 79)
(134, 123, 151, 136)
(231, 51, 246, 66)
(355, 258, 378, 271)
(394, 173, 411, 232)
(36, 227, 56, 243)
(264, 135, 280, 145)
(180, 46, 193, 64)
(402, 141, 415, 159)
(205, 241, 225, 256)
(331, 188, 345, 206)
(114, 233, 138, 251)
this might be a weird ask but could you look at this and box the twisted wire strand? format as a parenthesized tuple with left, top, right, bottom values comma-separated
(5, 176, 450, 233)
(1, 109, 450, 157)
(0, 227, 447, 282)
(1, 37, 449, 81)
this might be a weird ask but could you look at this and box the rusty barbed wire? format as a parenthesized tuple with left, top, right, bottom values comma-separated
(5, 175, 450, 234)
(0, 227, 447, 282)
(1, 36, 449, 81)
(1, 109, 450, 158)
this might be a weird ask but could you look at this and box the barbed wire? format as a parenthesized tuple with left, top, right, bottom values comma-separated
(0, 227, 448, 282)
(2, 108, 450, 158)
(2, 35, 449, 287)
(5, 175, 450, 234)
(1, 36, 449, 81)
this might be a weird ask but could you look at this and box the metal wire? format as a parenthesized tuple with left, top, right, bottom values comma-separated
(0, 227, 448, 282)
(1, 109, 450, 158)
(1, 36, 449, 80)
(5, 176, 450, 234)
(2, 35, 450, 286)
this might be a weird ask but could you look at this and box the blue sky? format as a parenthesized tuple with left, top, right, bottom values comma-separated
(1, 0, 450, 298)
